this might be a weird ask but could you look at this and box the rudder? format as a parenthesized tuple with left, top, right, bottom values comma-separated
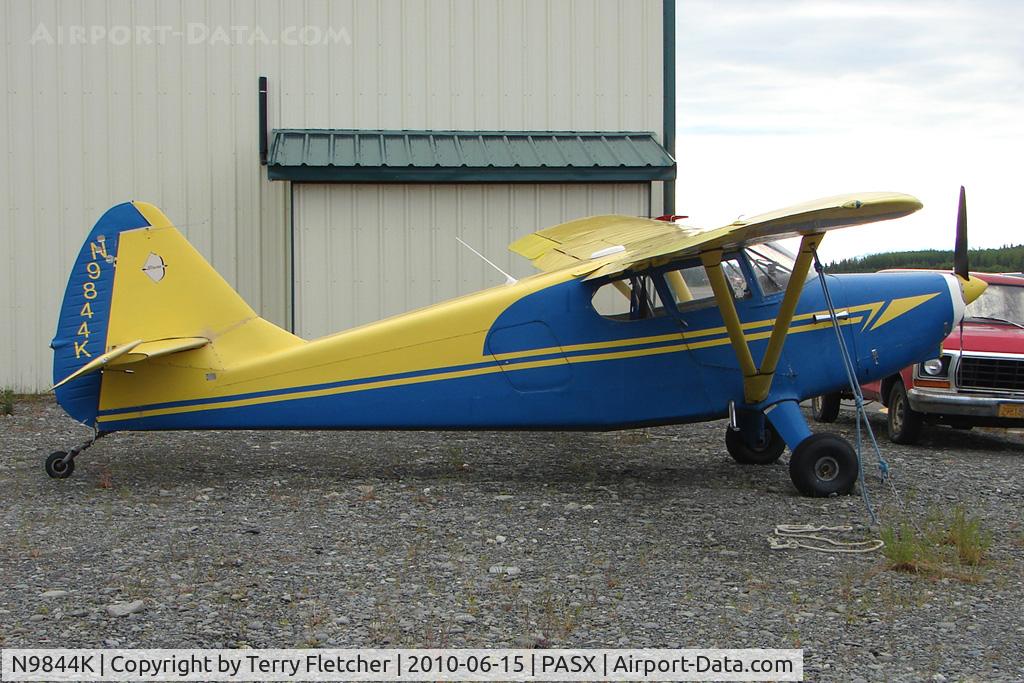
(52, 203, 150, 426)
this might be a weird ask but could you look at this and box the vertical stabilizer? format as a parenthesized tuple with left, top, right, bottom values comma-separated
(51, 203, 150, 425)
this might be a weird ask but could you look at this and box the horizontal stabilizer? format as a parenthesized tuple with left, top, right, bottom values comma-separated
(52, 337, 209, 390)
(107, 337, 210, 366)
(52, 340, 142, 390)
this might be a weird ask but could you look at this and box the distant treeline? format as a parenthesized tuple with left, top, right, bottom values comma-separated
(826, 245, 1024, 274)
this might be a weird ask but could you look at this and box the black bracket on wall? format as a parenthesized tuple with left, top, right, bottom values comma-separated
(259, 76, 269, 165)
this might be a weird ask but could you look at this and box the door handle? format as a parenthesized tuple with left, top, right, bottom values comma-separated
(813, 310, 849, 323)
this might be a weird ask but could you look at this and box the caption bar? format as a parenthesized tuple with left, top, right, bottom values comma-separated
(1, 648, 801, 681)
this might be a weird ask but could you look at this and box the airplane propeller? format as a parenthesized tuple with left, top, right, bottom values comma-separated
(954, 185, 969, 280)
(951, 186, 986, 305)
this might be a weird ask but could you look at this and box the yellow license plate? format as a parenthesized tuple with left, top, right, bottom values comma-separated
(998, 403, 1024, 419)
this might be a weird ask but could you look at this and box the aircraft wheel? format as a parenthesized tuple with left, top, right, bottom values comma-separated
(789, 433, 857, 497)
(887, 381, 923, 445)
(725, 423, 786, 465)
(45, 451, 75, 479)
(811, 392, 842, 423)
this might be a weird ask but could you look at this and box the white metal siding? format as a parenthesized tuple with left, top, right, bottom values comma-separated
(1, 0, 664, 390)
(293, 183, 649, 339)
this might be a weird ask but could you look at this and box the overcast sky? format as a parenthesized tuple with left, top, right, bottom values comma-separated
(675, 0, 1024, 262)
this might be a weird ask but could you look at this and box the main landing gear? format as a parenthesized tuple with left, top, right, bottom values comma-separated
(44, 433, 106, 479)
(729, 400, 858, 497)
(788, 433, 857, 497)
(725, 416, 786, 465)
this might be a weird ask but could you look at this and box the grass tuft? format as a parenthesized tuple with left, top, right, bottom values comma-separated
(944, 506, 991, 566)
(881, 523, 929, 573)
(2, 388, 13, 416)
(881, 505, 991, 581)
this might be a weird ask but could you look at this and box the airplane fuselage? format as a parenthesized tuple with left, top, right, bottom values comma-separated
(94, 257, 958, 433)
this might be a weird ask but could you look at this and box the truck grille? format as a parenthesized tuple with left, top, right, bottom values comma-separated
(958, 356, 1024, 393)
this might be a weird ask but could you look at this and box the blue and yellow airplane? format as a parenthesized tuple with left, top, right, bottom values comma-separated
(47, 190, 985, 496)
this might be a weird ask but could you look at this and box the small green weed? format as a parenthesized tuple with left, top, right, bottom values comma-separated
(881, 505, 991, 580)
(2, 388, 13, 415)
(881, 523, 930, 573)
(944, 506, 991, 566)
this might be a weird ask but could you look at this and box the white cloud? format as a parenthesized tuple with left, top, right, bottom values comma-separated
(675, 0, 1024, 262)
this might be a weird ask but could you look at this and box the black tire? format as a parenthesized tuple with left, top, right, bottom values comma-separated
(789, 433, 858, 497)
(725, 422, 786, 465)
(45, 451, 75, 479)
(887, 381, 923, 445)
(811, 392, 842, 423)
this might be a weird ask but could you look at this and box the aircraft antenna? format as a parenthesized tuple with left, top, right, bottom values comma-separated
(456, 237, 517, 285)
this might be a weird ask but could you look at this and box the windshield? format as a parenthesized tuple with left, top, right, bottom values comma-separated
(745, 242, 797, 296)
(965, 284, 1024, 325)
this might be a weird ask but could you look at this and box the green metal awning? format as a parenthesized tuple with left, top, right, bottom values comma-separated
(267, 129, 676, 183)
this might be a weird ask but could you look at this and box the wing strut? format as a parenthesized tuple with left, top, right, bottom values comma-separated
(700, 251, 758, 380)
(700, 233, 825, 404)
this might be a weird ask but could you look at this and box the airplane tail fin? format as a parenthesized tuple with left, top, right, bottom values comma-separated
(51, 201, 300, 426)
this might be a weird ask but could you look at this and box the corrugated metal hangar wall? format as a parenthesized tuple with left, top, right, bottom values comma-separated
(293, 183, 650, 338)
(1, 0, 671, 390)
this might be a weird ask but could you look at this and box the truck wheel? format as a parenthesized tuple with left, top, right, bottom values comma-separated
(811, 392, 842, 423)
(725, 423, 786, 465)
(789, 433, 858, 497)
(887, 381, 923, 445)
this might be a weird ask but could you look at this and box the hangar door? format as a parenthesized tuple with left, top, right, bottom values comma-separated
(292, 183, 649, 339)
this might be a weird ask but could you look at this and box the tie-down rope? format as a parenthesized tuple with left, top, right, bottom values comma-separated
(810, 249, 906, 527)
(769, 524, 883, 553)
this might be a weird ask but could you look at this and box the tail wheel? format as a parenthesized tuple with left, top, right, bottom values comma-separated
(887, 381, 923, 444)
(725, 422, 786, 465)
(789, 433, 857, 497)
(811, 392, 842, 423)
(45, 451, 75, 479)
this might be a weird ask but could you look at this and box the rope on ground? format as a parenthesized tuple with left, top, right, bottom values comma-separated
(768, 524, 884, 554)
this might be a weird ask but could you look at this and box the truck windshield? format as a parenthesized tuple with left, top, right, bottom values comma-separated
(965, 284, 1024, 326)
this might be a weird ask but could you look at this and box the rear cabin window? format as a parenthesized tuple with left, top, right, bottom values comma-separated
(591, 275, 668, 320)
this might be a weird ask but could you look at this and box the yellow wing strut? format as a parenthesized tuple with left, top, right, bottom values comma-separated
(701, 250, 758, 381)
(701, 233, 825, 404)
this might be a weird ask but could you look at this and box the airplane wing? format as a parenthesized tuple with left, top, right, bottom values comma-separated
(509, 215, 700, 274)
(510, 191, 923, 405)
(509, 192, 923, 279)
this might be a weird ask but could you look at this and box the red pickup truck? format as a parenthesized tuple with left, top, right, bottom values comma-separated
(813, 272, 1024, 443)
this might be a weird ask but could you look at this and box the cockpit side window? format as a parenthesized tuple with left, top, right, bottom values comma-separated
(745, 243, 796, 296)
(661, 257, 749, 310)
(591, 274, 668, 321)
(591, 254, 754, 320)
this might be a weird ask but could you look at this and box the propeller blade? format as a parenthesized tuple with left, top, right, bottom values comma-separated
(954, 185, 968, 279)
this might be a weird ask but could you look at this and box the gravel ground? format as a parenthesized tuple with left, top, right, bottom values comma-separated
(1, 397, 1022, 681)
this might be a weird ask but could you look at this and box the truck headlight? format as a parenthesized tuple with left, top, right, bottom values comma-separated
(920, 356, 951, 377)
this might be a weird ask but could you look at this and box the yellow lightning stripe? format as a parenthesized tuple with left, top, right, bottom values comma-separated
(490, 331, 682, 362)
(98, 364, 510, 422)
(869, 293, 939, 331)
(859, 300, 887, 331)
(97, 309, 872, 423)
(490, 300, 883, 362)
